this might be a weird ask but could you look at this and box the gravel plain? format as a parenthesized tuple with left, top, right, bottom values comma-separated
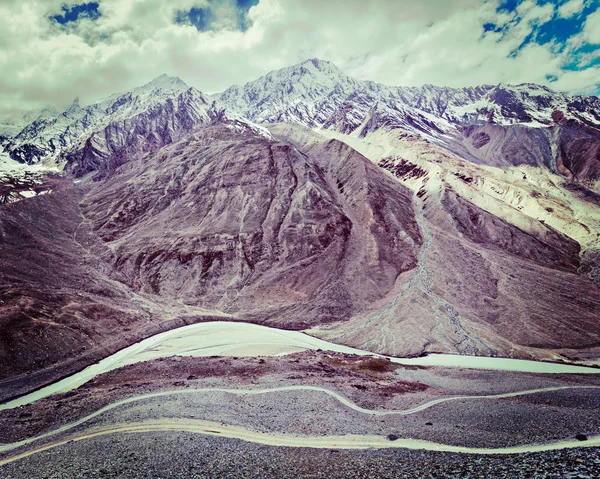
(3, 432, 600, 479)
(2, 351, 600, 478)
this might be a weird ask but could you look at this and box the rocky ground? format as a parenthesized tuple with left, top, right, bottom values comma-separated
(2, 352, 600, 478)
(2, 432, 600, 479)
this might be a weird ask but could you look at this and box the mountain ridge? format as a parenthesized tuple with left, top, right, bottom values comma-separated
(0, 59, 599, 390)
(3, 58, 599, 186)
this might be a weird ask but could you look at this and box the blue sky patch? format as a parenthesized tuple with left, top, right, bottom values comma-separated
(236, 0, 259, 30)
(175, 6, 215, 31)
(236, 0, 259, 9)
(50, 2, 101, 25)
(524, 2, 596, 50)
(175, 1, 259, 32)
(488, 0, 599, 79)
(496, 0, 586, 13)
(496, 0, 522, 13)
(562, 43, 600, 70)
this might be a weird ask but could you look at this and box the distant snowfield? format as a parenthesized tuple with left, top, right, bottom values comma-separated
(0, 152, 63, 203)
(0, 153, 24, 173)
(2, 321, 599, 411)
(0, 152, 60, 174)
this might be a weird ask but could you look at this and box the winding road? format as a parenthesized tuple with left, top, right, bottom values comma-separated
(4, 384, 600, 455)
(2, 384, 600, 465)
(3, 418, 600, 467)
(2, 321, 600, 466)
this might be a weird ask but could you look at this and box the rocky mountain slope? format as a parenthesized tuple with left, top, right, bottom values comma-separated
(275, 123, 600, 361)
(217, 59, 600, 183)
(1, 60, 600, 397)
(81, 118, 422, 326)
(217, 59, 600, 129)
(0, 116, 425, 395)
(3, 75, 212, 174)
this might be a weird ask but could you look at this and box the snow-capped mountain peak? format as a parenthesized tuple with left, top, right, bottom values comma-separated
(64, 97, 83, 117)
(2, 74, 210, 168)
(215, 58, 358, 127)
(215, 58, 600, 135)
(280, 58, 347, 85)
(136, 74, 190, 94)
(2, 59, 600, 184)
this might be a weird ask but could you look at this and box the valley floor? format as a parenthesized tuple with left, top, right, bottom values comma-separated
(2, 347, 600, 478)
(3, 432, 600, 479)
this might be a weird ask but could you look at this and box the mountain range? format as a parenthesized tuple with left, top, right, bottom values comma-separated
(1, 58, 599, 398)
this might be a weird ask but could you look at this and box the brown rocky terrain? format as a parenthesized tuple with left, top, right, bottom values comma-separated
(0, 182, 237, 400)
(454, 119, 600, 183)
(0, 118, 424, 397)
(277, 124, 600, 360)
(82, 120, 421, 325)
(3, 113, 600, 400)
(1, 63, 600, 398)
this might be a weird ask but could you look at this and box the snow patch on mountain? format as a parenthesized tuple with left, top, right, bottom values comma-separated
(316, 125, 600, 250)
(0, 151, 62, 204)
(2, 59, 600, 182)
(2, 74, 209, 167)
(216, 59, 600, 139)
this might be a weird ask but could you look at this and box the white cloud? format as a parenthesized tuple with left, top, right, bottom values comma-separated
(551, 66, 600, 93)
(0, 0, 598, 117)
(557, 0, 585, 19)
(581, 7, 600, 44)
(517, 0, 555, 24)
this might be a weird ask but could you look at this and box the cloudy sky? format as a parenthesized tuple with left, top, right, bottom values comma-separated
(0, 0, 598, 116)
